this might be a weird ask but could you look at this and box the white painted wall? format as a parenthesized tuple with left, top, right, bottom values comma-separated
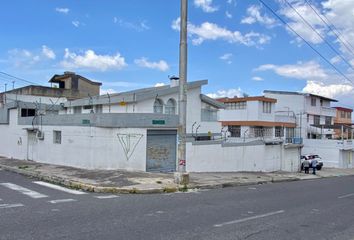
(186, 142, 300, 172)
(302, 139, 354, 168)
(0, 109, 147, 171)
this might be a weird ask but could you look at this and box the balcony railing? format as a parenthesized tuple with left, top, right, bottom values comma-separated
(285, 137, 303, 144)
(321, 107, 336, 117)
(275, 115, 296, 123)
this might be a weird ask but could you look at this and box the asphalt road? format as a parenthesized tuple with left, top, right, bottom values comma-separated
(1, 169, 354, 240)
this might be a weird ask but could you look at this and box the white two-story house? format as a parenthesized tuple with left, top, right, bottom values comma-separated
(264, 90, 337, 140)
(217, 96, 297, 143)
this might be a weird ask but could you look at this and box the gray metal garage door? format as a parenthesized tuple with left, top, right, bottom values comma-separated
(146, 130, 177, 172)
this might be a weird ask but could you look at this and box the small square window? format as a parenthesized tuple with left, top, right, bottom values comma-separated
(53, 131, 62, 144)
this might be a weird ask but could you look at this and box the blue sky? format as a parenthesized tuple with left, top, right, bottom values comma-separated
(0, 0, 354, 108)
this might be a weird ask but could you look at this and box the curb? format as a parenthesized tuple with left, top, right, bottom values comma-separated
(1, 163, 352, 194)
(0, 164, 176, 194)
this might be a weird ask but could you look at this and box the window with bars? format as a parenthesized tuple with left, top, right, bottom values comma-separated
(325, 116, 332, 125)
(314, 115, 320, 125)
(228, 126, 241, 137)
(341, 111, 346, 118)
(275, 127, 284, 137)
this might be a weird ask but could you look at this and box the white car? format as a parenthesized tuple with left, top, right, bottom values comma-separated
(301, 154, 323, 170)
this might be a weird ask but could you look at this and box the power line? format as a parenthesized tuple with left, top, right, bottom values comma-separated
(284, 0, 354, 70)
(304, 0, 354, 57)
(0, 71, 39, 85)
(258, 0, 353, 85)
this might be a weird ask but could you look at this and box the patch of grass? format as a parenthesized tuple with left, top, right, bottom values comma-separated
(18, 165, 29, 170)
(129, 188, 138, 194)
(178, 184, 188, 192)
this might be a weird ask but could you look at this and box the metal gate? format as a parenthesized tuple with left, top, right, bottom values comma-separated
(146, 130, 177, 172)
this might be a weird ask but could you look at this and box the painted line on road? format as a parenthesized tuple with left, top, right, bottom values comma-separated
(94, 195, 119, 199)
(48, 199, 77, 204)
(213, 210, 285, 228)
(0, 203, 24, 209)
(338, 193, 354, 199)
(0, 183, 48, 199)
(33, 181, 87, 195)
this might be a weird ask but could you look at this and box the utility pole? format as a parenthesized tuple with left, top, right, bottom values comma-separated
(176, 0, 189, 185)
(12, 81, 15, 90)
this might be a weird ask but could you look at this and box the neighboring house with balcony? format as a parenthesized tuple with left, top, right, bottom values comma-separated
(333, 107, 353, 139)
(264, 90, 337, 140)
(216, 96, 297, 143)
(264, 90, 354, 169)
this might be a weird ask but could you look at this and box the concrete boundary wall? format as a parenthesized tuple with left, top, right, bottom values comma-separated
(186, 142, 300, 172)
(303, 139, 354, 168)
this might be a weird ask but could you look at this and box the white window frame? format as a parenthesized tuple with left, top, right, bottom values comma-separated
(165, 98, 176, 115)
(153, 99, 164, 114)
(262, 102, 271, 114)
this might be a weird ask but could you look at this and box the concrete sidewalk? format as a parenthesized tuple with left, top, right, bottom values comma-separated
(1, 157, 354, 194)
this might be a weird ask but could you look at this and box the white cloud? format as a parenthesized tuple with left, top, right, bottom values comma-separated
(41, 45, 56, 60)
(8, 49, 40, 68)
(113, 17, 150, 32)
(220, 53, 233, 64)
(100, 88, 117, 95)
(134, 58, 169, 72)
(155, 83, 166, 87)
(7, 46, 56, 68)
(206, 88, 243, 98)
(252, 76, 263, 81)
(72, 21, 80, 28)
(241, 5, 277, 28)
(55, 8, 69, 14)
(194, 0, 218, 13)
(225, 11, 232, 19)
(255, 61, 327, 80)
(321, 0, 354, 61)
(303, 80, 353, 99)
(61, 49, 127, 71)
(278, 1, 326, 44)
(172, 18, 271, 46)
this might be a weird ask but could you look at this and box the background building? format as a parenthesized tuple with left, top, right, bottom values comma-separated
(333, 107, 353, 139)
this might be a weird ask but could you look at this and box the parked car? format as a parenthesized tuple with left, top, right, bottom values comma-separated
(301, 155, 323, 170)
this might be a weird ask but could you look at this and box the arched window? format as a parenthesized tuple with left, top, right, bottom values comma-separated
(153, 99, 164, 113)
(165, 98, 176, 115)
